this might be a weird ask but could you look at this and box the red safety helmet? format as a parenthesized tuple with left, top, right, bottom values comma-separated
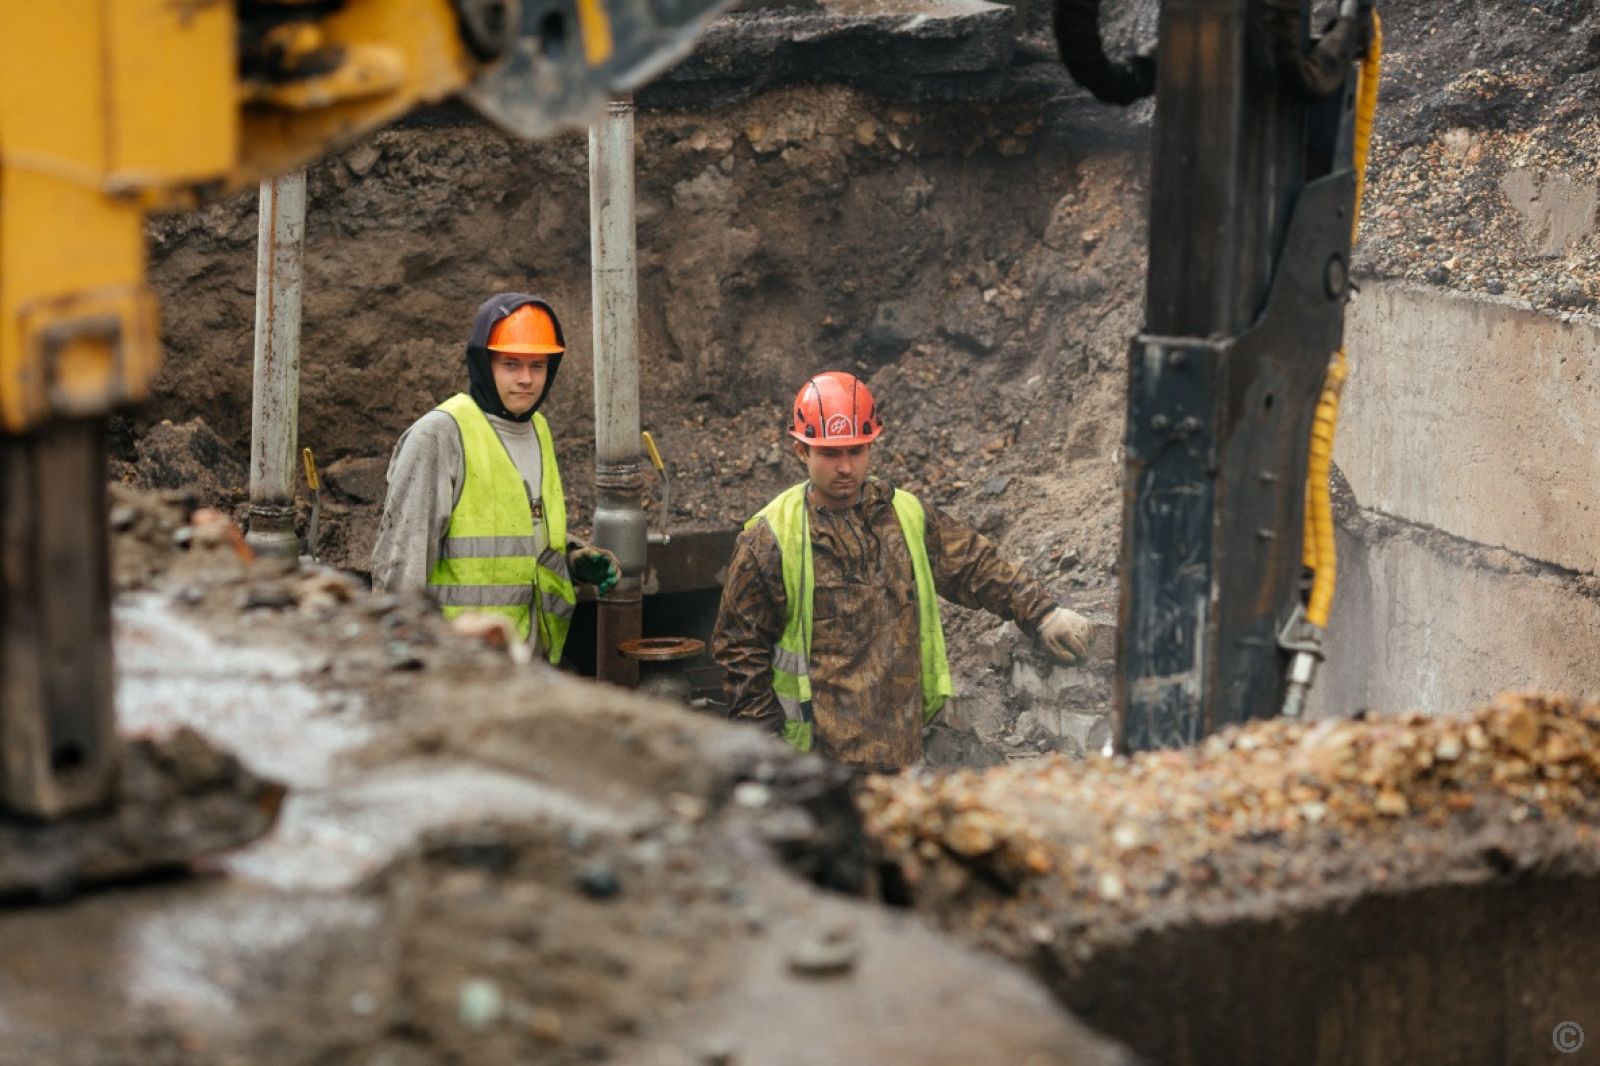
(789, 371, 882, 446)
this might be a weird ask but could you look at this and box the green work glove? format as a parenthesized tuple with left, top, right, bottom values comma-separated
(569, 546, 621, 596)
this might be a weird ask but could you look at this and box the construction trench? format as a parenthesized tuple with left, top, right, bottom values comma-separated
(8, 1, 1600, 1063)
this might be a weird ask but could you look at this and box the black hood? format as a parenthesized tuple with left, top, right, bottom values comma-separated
(466, 293, 566, 423)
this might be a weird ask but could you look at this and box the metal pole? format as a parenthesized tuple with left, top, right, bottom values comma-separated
(0, 421, 117, 817)
(1117, 0, 1356, 750)
(589, 97, 646, 688)
(246, 171, 306, 560)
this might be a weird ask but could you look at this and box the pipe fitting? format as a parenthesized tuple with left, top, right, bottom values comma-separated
(593, 499, 648, 577)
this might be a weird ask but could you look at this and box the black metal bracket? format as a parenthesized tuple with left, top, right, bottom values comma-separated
(1118, 168, 1356, 751)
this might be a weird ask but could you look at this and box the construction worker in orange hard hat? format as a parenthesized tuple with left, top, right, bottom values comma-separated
(372, 293, 619, 664)
(712, 370, 1096, 770)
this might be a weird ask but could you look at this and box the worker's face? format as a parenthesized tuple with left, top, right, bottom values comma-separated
(795, 441, 872, 508)
(491, 354, 549, 416)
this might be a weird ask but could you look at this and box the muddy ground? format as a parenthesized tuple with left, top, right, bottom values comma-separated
(16, 492, 1600, 1064)
(0, 495, 1136, 1065)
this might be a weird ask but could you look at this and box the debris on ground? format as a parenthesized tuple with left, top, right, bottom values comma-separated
(0, 728, 283, 900)
(1357, 3, 1600, 314)
(862, 693, 1600, 948)
(0, 488, 1137, 1064)
(863, 692, 1600, 1064)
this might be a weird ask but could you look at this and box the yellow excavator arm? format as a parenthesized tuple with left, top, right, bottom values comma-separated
(0, 0, 724, 433)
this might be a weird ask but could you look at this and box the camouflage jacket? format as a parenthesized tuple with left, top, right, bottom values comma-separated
(712, 479, 1056, 770)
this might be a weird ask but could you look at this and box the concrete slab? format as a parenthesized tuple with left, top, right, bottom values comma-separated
(1339, 282, 1600, 574)
(1311, 520, 1600, 719)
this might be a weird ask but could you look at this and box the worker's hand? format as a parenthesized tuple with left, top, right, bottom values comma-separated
(569, 546, 621, 596)
(1038, 606, 1093, 664)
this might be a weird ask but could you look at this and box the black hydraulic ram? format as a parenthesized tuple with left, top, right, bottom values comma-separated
(1053, 0, 1373, 749)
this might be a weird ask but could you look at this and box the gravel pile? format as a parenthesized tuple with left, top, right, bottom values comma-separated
(861, 693, 1600, 946)
(1357, 2, 1600, 314)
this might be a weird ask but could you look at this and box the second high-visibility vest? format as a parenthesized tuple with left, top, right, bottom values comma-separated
(746, 481, 953, 753)
(427, 393, 576, 664)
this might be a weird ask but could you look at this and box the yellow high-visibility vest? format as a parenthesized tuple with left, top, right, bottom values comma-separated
(746, 481, 953, 752)
(428, 393, 575, 664)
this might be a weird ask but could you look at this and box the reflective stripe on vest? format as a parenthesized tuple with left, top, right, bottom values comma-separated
(428, 394, 576, 664)
(439, 535, 540, 560)
(746, 481, 954, 754)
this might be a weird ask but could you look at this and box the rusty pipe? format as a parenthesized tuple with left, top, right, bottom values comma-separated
(246, 171, 306, 561)
(589, 97, 645, 688)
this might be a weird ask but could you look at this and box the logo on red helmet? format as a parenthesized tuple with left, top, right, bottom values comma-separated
(825, 414, 852, 438)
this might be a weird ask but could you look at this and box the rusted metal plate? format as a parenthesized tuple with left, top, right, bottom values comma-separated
(642, 527, 739, 596)
(620, 636, 706, 662)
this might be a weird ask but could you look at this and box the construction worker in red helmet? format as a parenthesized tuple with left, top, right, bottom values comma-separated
(713, 370, 1095, 770)
(372, 293, 619, 664)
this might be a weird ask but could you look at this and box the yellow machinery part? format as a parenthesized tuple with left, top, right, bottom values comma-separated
(0, 0, 235, 432)
(303, 447, 322, 492)
(1303, 348, 1347, 628)
(237, 0, 475, 187)
(1303, 10, 1382, 630)
(106, 0, 238, 195)
(642, 429, 666, 472)
(1349, 13, 1383, 238)
(0, 0, 481, 433)
(575, 0, 618, 68)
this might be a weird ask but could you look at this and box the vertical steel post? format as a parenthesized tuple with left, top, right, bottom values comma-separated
(1117, 0, 1324, 750)
(589, 97, 646, 688)
(0, 422, 117, 817)
(246, 171, 306, 561)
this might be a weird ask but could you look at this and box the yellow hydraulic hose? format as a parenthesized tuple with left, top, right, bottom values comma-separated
(1304, 10, 1382, 630)
(1349, 13, 1382, 235)
(1303, 353, 1347, 627)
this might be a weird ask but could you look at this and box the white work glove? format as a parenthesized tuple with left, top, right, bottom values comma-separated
(1037, 606, 1093, 664)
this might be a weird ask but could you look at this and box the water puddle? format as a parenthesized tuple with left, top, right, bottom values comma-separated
(114, 594, 372, 789)
(227, 761, 632, 892)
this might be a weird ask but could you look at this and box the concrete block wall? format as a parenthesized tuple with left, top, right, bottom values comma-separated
(1311, 282, 1600, 718)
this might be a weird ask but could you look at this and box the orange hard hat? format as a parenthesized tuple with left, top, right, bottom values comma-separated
(487, 303, 566, 355)
(789, 371, 882, 446)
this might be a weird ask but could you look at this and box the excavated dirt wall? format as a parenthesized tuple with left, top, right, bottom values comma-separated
(128, 1, 1600, 749)
(139, 86, 1141, 557)
(136, 83, 1143, 760)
